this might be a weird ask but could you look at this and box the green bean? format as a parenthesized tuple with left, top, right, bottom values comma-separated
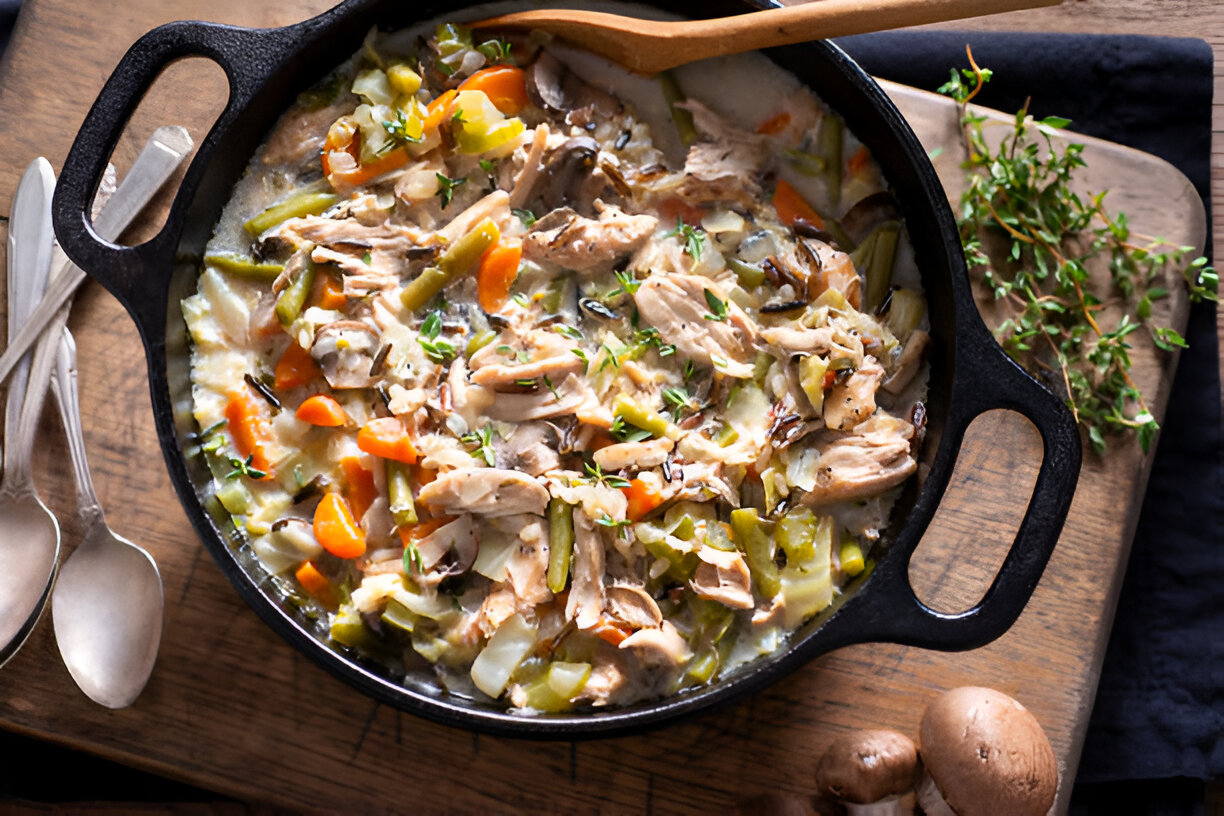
(244, 191, 340, 236)
(817, 115, 845, 209)
(659, 71, 697, 146)
(465, 329, 498, 357)
(730, 508, 782, 598)
(387, 460, 419, 526)
(401, 219, 500, 311)
(852, 221, 901, 313)
(274, 257, 316, 327)
(204, 254, 284, 281)
(613, 394, 677, 440)
(546, 499, 574, 594)
(438, 218, 500, 277)
(400, 266, 449, 311)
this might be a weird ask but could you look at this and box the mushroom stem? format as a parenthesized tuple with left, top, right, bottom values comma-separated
(913, 772, 956, 816)
(844, 794, 913, 816)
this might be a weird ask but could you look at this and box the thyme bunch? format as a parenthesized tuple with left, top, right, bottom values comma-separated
(938, 50, 1217, 454)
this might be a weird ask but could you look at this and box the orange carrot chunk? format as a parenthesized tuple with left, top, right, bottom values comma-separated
(224, 390, 272, 477)
(341, 457, 378, 521)
(294, 561, 338, 609)
(756, 111, 792, 135)
(590, 617, 633, 647)
(621, 478, 664, 522)
(357, 416, 419, 464)
(274, 342, 321, 390)
(309, 267, 348, 310)
(295, 394, 348, 427)
(476, 241, 522, 312)
(458, 65, 529, 116)
(313, 492, 366, 559)
(772, 178, 825, 229)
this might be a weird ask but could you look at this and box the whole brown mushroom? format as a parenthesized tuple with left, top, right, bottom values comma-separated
(814, 729, 920, 815)
(917, 687, 1058, 816)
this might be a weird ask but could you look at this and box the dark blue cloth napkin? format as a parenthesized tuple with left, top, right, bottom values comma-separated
(836, 31, 1222, 783)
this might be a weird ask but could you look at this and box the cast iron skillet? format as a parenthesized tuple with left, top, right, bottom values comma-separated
(52, 0, 1081, 737)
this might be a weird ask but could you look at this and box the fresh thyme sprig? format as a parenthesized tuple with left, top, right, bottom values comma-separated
(460, 425, 496, 467)
(938, 49, 1217, 454)
(583, 460, 632, 488)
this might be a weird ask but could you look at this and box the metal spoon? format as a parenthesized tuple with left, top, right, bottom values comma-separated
(0, 159, 58, 667)
(50, 326, 163, 708)
(472, 0, 1060, 74)
(0, 127, 191, 667)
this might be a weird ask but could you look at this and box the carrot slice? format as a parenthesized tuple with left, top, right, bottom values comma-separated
(295, 394, 348, 427)
(294, 561, 337, 609)
(313, 492, 366, 559)
(590, 617, 633, 647)
(756, 111, 791, 135)
(224, 389, 273, 477)
(457, 65, 529, 116)
(274, 342, 321, 390)
(423, 89, 459, 132)
(341, 457, 378, 521)
(357, 416, 419, 464)
(328, 144, 410, 188)
(476, 241, 522, 312)
(621, 478, 664, 522)
(847, 144, 872, 178)
(309, 267, 348, 310)
(772, 178, 825, 229)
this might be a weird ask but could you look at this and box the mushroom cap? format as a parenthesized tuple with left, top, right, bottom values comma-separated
(919, 687, 1058, 816)
(814, 728, 920, 804)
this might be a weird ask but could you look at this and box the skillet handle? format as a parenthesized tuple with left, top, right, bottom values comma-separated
(836, 328, 1082, 651)
(51, 19, 301, 333)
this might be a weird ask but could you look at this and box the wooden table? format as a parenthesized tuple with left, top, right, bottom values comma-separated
(0, 1, 1218, 813)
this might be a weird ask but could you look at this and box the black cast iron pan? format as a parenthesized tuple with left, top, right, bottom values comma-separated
(51, 0, 1081, 737)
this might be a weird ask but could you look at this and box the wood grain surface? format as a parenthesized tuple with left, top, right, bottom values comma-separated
(0, 1, 1217, 813)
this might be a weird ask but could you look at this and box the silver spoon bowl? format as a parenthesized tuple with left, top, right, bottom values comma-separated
(0, 158, 60, 666)
(50, 328, 163, 708)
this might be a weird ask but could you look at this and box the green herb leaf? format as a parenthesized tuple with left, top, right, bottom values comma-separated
(703, 288, 728, 322)
(435, 173, 466, 207)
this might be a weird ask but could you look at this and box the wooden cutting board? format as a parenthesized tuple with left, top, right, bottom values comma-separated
(0, 1, 1210, 813)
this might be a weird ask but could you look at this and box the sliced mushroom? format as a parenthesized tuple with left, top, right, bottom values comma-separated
(690, 546, 754, 609)
(417, 468, 550, 517)
(841, 191, 902, 247)
(311, 320, 380, 389)
(606, 583, 664, 630)
(493, 422, 561, 477)
(482, 373, 589, 422)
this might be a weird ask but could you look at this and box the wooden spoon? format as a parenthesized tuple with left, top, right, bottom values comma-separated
(472, 0, 1060, 74)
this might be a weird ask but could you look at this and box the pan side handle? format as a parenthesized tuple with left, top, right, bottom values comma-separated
(823, 322, 1082, 652)
(50, 19, 307, 335)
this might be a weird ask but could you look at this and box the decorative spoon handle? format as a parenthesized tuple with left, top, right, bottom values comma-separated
(474, 0, 1062, 74)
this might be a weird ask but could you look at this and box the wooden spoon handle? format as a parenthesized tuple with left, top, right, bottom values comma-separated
(474, 0, 1062, 74)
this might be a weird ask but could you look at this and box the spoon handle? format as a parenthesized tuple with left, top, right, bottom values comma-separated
(49, 327, 105, 524)
(7, 301, 70, 487)
(3, 159, 56, 479)
(475, 0, 1062, 73)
